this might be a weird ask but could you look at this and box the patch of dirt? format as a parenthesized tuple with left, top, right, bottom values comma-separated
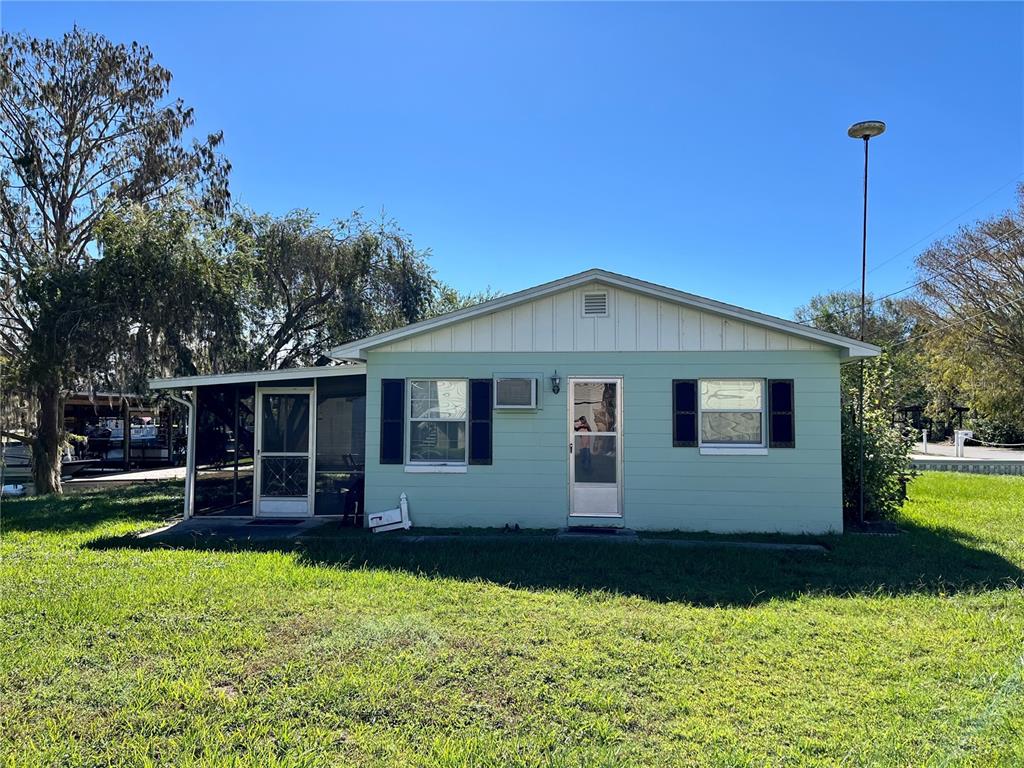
(242, 611, 336, 681)
(212, 682, 239, 699)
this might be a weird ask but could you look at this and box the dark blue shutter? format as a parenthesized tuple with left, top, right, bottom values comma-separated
(379, 379, 404, 464)
(768, 379, 795, 448)
(672, 380, 698, 447)
(469, 379, 493, 465)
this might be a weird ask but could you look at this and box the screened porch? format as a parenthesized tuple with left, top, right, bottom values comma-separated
(150, 367, 366, 524)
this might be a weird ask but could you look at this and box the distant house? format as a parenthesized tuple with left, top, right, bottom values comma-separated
(149, 269, 879, 533)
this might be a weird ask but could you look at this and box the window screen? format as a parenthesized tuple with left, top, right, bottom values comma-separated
(409, 380, 468, 463)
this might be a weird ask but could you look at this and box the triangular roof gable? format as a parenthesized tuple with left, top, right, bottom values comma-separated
(327, 269, 880, 360)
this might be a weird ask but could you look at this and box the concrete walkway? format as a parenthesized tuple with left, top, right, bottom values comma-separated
(64, 466, 187, 494)
(135, 519, 828, 552)
(68, 466, 187, 485)
(552, 527, 827, 551)
(635, 537, 827, 552)
(140, 516, 329, 542)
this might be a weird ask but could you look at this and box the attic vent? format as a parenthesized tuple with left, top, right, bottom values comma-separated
(582, 291, 609, 317)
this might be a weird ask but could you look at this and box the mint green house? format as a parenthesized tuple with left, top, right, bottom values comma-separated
(151, 270, 879, 534)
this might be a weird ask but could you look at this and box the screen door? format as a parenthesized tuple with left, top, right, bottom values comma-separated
(255, 388, 313, 517)
(569, 378, 622, 518)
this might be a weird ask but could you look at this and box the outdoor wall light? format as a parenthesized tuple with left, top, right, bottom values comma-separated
(550, 371, 561, 395)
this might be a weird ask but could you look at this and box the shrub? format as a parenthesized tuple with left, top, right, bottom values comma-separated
(966, 412, 1024, 446)
(841, 358, 914, 521)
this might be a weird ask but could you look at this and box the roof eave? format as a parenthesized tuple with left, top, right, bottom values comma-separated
(840, 343, 883, 360)
(148, 363, 367, 391)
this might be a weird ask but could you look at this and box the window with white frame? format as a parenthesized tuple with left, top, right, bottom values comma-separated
(408, 379, 468, 463)
(699, 379, 765, 445)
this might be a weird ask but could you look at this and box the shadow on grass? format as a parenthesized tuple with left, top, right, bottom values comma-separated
(2, 483, 181, 534)
(83, 517, 1024, 607)
(11, 482, 1021, 606)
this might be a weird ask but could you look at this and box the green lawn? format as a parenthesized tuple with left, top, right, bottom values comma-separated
(2, 473, 1023, 767)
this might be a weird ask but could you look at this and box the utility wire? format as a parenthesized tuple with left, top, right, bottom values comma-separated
(888, 293, 1024, 349)
(794, 223, 1023, 328)
(840, 293, 1024, 366)
(833, 171, 1024, 291)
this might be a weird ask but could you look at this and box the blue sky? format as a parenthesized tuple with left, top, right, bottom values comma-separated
(4, 2, 1022, 317)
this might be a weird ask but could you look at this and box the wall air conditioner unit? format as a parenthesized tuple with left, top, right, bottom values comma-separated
(494, 377, 537, 410)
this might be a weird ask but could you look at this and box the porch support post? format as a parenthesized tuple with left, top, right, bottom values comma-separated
(121, 399, 133, 471)
(168, 388, 197, 520)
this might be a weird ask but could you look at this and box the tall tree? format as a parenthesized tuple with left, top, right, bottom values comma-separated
(427, 281, 500, 318)
(0, 28, 229, 493)
(793, 290, 917, 348)
(913, 184, 1024, 438)
(794, 290, 923, 408)
(226, 210, 442, 370)
(92, 201, 242, 381)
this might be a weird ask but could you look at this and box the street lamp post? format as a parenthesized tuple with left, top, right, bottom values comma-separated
(847, 120, 886, 525)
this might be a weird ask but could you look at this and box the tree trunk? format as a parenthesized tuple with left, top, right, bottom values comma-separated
(32, 383, 63, 495)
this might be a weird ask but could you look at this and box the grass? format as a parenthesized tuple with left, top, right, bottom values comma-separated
(1, 473, 1023, 767)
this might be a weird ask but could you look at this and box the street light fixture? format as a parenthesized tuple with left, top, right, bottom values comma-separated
(848, 119, 885, 526)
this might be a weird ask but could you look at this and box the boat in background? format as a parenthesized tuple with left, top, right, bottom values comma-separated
(1, 441, 97, 489)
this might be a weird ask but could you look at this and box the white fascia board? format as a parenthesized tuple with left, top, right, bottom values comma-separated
(602, 272, 882, 359)
(325, 268, 882, 360)
(148, 364, 367, 391)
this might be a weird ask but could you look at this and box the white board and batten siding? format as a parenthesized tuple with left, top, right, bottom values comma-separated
(375, 285, 828, 354)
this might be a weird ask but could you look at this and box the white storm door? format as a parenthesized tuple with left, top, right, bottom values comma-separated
(569, 378, 623, 518)
(255, 388, 314, 517)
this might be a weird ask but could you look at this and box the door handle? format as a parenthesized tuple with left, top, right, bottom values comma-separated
(568, 443, 573, 454)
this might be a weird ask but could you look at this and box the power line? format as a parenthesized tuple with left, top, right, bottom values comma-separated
(834, 172, 1024, 291)
(889, 293, 1024, 350)
(794, 223, 1023, 328)
(839, 292, 1024, 364)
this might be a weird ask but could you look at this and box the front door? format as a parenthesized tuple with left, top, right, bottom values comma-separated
(569, 378, 622, 518)
(255, 388, 314, 517)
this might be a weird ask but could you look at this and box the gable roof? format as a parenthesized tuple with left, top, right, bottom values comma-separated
(327, 269, 880, 360)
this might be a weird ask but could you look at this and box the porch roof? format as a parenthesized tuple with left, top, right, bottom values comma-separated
(148, 364, 366, 391)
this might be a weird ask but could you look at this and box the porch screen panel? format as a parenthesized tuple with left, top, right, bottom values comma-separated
(194, 384, 255, 515)
(315, 375, 367, 518)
